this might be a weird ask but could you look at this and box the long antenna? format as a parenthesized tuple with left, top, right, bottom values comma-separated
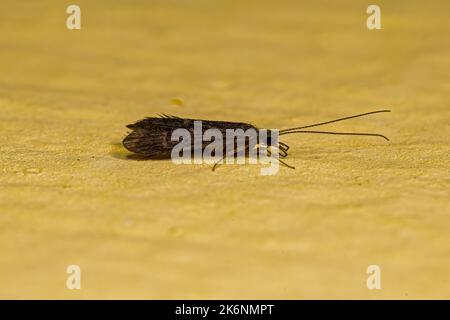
(279, 130, 389, 141)
(280, 109, 391, 133)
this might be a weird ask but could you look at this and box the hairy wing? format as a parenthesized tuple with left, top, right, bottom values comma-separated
(126, 116, 187, 130)
(123, 128, 176, 158)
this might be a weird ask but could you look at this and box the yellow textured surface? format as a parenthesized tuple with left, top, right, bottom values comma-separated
(0, 0, 449, 299)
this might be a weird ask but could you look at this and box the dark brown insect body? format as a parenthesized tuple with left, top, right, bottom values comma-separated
(123, 110, 390, 169)
(123, 114, 260, 159)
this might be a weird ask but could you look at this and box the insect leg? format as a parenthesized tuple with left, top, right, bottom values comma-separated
(266, 147, 295, 169)
(279, 141, 290, 151)
(212, 138, 253, 171)
(278, 145, 288, 158)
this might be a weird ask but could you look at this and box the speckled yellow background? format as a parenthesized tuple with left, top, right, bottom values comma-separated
(0, 0, 449, 299)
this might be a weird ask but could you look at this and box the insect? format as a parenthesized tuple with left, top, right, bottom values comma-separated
(123, 109, 391, 170)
